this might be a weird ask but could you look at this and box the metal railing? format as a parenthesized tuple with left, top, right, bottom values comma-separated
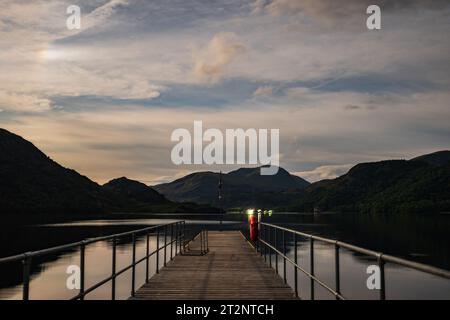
(257, 222, 450, 300)
(0, 220, 189, 300)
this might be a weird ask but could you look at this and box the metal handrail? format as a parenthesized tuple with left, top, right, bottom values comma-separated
(258, 222, 450, 300)
(0, 220, 188, 300)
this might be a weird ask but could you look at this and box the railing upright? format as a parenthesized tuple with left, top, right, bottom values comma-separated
(182, 221, 186, 253)
(275, 228, 278, 275)
(80, 241, 86, 300)
(156, 228, 160, 273)
(131, 233, 136, 297)
(112, 237, 116, 300)
(283, 230, 287, 284)
(269, 226, 272, 268)
(170, 224, 174, 260)
(22, 254, 31, 301)
(175, 222, 178, 255)
(294, 233, 298, 298)
(145, 232, 150, 283)
(164, 225, 167, 267)
(200, 229, 204, 254)
(379, 256, 386, 300)
(264, 225, 267, 261)
(335, 243, 340, 300)
(310, 237, 315, 300)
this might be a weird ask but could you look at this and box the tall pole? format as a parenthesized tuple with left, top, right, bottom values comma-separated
(218, 171, 223, 231)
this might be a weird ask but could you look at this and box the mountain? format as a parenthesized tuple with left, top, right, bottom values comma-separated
(0, 128, 217, 214)
(0, 128, 112, 214)
(284, 152, 450, 213)
(101, 177, 217, 213)
(103, 177, 168, 205)
(154, 166, 310, 208)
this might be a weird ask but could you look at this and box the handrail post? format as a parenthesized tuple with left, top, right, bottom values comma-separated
(200, 230, 204, 254)
(269, 226, 272, 268)
(206, 230, 209, 252)
(283, 230, 287, 284)
(131, 233, 136, 297)
(164, 225, 167, 267)
(335, 243, 340, 300)
(258, 223, 262, 256)
(80, 241, 85, 300)
(275, 228, 278, 275)
(146, 232, 150, 283)
(156, 227, 160, 273)
(379, 256, 386, 300)
(170, 224, 174, 260)
(175, 222, 178, 255)
(294, 233, 298, 298)
(264, 225, 267, 262)
(22, 254, 31, 300)
(203, 230, 206, 253)
(310, 237, 314, 300)
(112, 237, 116, 300)
(183, 221, 186, 253)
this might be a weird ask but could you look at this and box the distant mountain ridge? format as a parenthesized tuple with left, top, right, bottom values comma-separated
(154, 166, 310, 208)
(1, 127, 448, 214)
(155, 150, 450, 213)
(283, 153, 450, 213)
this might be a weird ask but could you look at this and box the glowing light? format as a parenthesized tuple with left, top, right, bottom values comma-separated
(40, 48, 65, 60)
(246, 209, 254, 216)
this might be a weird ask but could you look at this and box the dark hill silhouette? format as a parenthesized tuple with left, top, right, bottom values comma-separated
(411, 150, 450, 166)
(284, 153, 450, 213)
(103, 177, 167, 205)
(154, 166, 309, 208)
(0, 128, 111, 214)
(0, 129, 216, 214)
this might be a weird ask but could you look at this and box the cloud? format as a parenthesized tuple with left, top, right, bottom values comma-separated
(0, 91, 51, 112)
(253, 86, 274, 97)
(80, 0, 130, 32)
(193, 32, 246, 82)
(294, 164, 354, 182)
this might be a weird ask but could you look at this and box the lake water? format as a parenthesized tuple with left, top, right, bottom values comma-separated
(0, 213, 449, 300)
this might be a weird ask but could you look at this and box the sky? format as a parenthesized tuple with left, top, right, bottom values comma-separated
(0, 0, 449, 184)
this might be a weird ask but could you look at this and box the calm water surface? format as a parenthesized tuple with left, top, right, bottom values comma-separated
(0, 213, 449, 300)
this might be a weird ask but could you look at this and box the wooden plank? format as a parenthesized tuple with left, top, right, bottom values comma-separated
(131, 231, 297, 300)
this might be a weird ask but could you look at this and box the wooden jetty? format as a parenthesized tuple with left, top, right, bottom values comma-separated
(131, 231, 296, 300)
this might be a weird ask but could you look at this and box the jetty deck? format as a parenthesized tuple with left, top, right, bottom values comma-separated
(131, 231, 296, 300)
